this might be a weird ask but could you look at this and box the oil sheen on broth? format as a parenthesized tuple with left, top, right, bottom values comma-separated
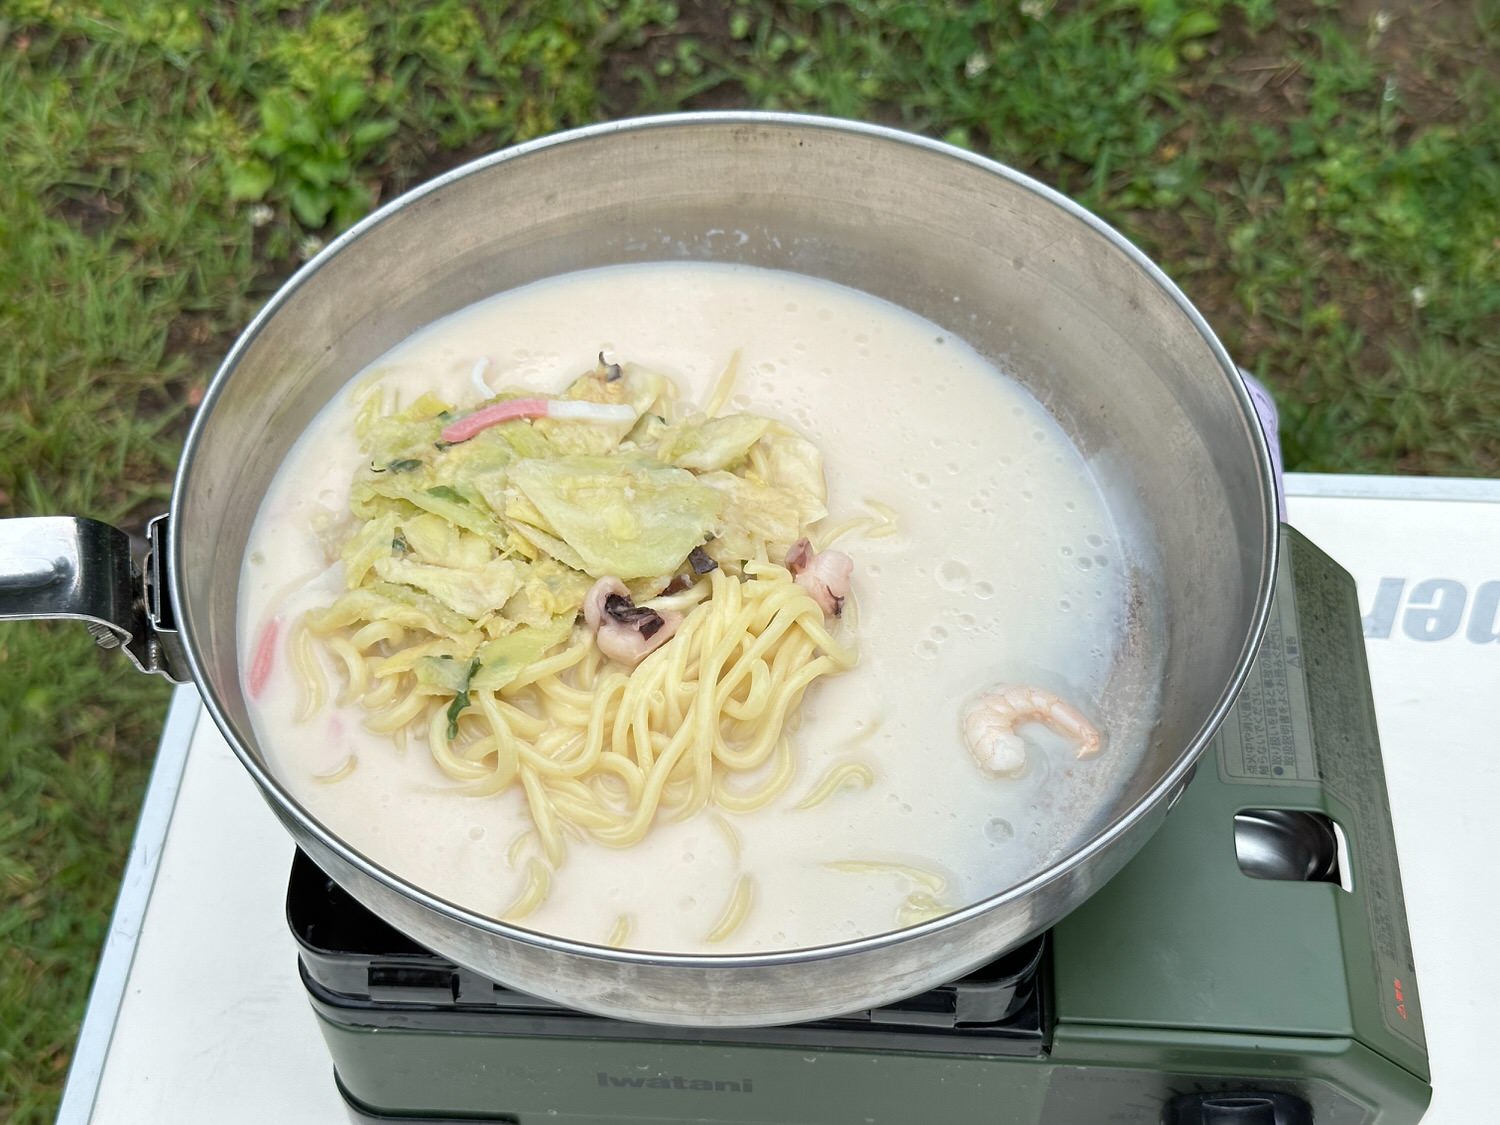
(239, 262, 1152, 954)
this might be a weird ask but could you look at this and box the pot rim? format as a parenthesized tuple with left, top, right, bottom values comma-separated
(170, 110, 1279, 970)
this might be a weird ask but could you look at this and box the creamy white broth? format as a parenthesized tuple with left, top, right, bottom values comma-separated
(239, 261, 1154, 953)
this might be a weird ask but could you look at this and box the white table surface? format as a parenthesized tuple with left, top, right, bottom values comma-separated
(56, 473, 1500, 1124)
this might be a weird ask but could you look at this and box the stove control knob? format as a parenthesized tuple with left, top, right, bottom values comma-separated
(1162, 1091, 1313, 1125)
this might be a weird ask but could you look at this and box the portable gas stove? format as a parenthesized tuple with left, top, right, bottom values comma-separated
(283, 526, 1429, 1125)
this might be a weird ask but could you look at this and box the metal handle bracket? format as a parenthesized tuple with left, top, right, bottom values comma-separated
(0, 515, 190, 682)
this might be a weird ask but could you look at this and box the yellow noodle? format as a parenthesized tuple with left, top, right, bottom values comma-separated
(366, 686, 427, 733)
(812, 516, 867, 550)
(461, 756, 524, 798)
(312, 754, 358, 784)
(706, 874, 755, 943)
(548, 790, 628, 831)
(547, 776, 600, 804)
(426, 708, 492, 781)
(489, 697, 549, 739)
(896, 891, 952, 927)
(824, 860, 948, 896)
(457, 734, 502, 763)
(500, 858, 550, 921)
(703, 350, 741, 417)
(289, 621, 326, 723)
(327, 636, 369, 704)
(714, 735, 797, 813)
(352, 383, 386, 436)
(506, 829, 534, 868)
(578, 642, 604, 686)
(299, 501, 861, 922)
(644, 579, 713, 615)
(531, 674, 597, 713)
(793, 761, 876, 810)
(814, 500, 901, 551)
(607, 914, 633, 948)
(350, 620, 405, 651)
(362, 674, 401, 710)
(502, 637, 590, 692)
(520, 766, 566, 867)
(712, 812, 742, 863)
(712, 652, 833, 772)
(592, 752, 644, 804)
(721, 657, 771, 722)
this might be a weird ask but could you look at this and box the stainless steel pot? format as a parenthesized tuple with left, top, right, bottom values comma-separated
(0, 114, 1277, 1026)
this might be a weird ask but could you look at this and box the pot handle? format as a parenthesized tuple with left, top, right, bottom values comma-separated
(0, 514, 190, 682)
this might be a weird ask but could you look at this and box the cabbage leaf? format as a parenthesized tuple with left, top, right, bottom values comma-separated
(414, 653, 478, 694)
(340, 512, 400, 588)
(760, 431, 828, 524)
(657, 413, 773, 472)
(471, 614, 575, 691)
(308, 582, 475, 638)
(359, 392, 451, 458)
(375, 633, 482, 679)
(372, 555, 524, 621)
(510, 455, 720, 579)
(397, 513, 491, 571)
(503, 558, 595, 626)
(698, 471, 806, 566)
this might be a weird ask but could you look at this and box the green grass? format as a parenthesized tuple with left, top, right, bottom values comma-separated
(1, 1, 1496, 1119)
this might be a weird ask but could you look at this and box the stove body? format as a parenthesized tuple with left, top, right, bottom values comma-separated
(293, 528, 1430, 1124)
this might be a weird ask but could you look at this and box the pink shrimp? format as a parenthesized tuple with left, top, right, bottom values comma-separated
(785, 538, 854, 617)
(248, 616, 282, 700)
(962, 685, 1103, 777)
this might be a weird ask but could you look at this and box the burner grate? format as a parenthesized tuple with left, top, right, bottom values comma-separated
(290, 850, 1050, 1057)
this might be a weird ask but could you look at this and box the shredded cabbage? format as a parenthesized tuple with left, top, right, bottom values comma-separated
(325, 354, 838, 691)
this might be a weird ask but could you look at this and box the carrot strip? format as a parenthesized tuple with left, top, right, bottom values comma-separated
(249, 616, 282, 700)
